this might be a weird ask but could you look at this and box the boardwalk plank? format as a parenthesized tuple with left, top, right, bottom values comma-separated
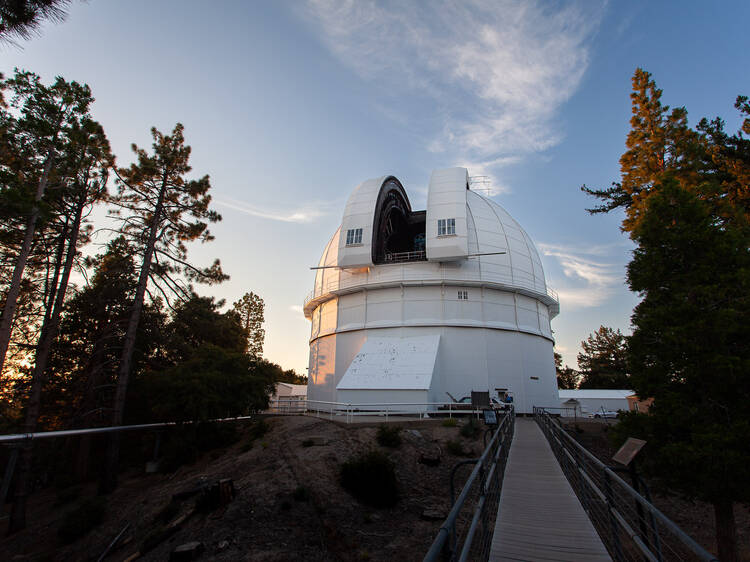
(489, 419, 611, 562)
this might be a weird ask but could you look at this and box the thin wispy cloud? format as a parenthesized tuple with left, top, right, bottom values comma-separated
(216, 197, 332, 224)
(539, 242, 626, 309)
(301, 0, 604, 174)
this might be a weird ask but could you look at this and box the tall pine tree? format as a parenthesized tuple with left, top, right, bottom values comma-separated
(583, 68, 750, 561)
(102, 123, 226, 492)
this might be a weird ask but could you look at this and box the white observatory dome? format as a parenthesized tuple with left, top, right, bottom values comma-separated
(304, 168, 559, 414)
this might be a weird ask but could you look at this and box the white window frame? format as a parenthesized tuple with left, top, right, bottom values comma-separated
(346, 228, 363, 246)
(438, 218, 456, 236)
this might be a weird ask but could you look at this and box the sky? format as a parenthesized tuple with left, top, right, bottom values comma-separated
(3, 0, 749, 373)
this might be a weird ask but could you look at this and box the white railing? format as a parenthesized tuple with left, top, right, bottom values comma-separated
(268, 399, 497, 424)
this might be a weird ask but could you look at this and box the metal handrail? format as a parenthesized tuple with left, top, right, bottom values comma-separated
(384, 250, 427, 262)
(424, 409, 514, 561)
(0, 414, 259, 443)
(274, 399, 501, 424)
(533, 407, 717, 562)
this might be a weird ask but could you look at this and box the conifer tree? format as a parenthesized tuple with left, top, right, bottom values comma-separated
(6, 79, 112, 534)
(0, 70, 96, 378)
(232, 291, 265, 358)
(624, 179, 749, 562)
(583, 68, 750, 560)
(576, 326, 629, 389)
(102, 123, 226, 492)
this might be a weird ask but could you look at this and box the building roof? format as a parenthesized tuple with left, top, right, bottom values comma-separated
(558, 389, 634, 400)
(275, 382, 308, 396)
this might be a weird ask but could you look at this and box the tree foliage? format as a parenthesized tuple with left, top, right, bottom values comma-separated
(576, 326, 629, 389)
(554, 351, 580, 389)
(584, 68, 750, 561)
(232, 291, 265, 358)
(103, 123, 226, 491)
(0, 0, 71, 44)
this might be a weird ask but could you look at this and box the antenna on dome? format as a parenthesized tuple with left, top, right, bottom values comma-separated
(469, 175, 492, 196)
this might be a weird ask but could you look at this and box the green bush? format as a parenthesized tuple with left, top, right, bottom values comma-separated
(441, 417, 458, 427)
(376, 425, 402, 448)
(340, 450, 399, 508)
(460, 417, 480, 439)
(58, 497, 106, 544)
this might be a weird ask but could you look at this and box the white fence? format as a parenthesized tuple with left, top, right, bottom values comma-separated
(268, 399, 501, 423)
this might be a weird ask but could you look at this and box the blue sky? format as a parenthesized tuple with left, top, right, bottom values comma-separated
(4, 0, 749, 373)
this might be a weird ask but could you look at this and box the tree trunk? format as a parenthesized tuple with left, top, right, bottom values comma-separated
(8, 200, 84, 533)
(101, 177, 168, 493)
(0, 153, 54, 377)
(75, 323, 109, 481)
(714, 499, 737, 562)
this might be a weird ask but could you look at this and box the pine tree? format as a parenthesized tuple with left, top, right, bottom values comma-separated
(6, 77, 113, 534)
(232, 291, 265, 358)
(576, 326, 629, 389)
(625, 179, 749, 562)
(0, 70, 96, 379)
(581, 68, 702, 233)
(582, 68, 750, 560)
(102, 123, 226, 492)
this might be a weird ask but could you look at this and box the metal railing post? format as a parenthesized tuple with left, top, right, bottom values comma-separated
(604, 462, 624, 561)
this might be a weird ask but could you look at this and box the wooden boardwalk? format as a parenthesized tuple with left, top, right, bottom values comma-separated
(489, 418, 611, 561)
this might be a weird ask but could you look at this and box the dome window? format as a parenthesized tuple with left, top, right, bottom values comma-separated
(438, 218, 456, 236)
(346, 228, 363, 246)
(458, 290, 468, 300)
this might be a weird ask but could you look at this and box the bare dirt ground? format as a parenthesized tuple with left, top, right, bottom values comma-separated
(561, 418, 750, 561)
(0, 414, 487, 561)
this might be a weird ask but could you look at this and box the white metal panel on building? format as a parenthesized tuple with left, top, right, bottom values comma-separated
(337, 335, 440, 390)
(337, 177, 384, 268)
(426, 168, 469, 261)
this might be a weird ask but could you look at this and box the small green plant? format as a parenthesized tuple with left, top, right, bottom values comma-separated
(441, 417, 458, 427)
(340, 450, 399, 507)
(293, 485, 310, 502)
(376, 424, 402, 448)
(57, 497, 106, 544)
(261, 441, 269, 449)
(460, 417, 480, 439)
(446, 439, 465, 456)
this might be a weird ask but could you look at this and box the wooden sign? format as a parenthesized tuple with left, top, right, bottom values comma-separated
(612, 437, 647, 466)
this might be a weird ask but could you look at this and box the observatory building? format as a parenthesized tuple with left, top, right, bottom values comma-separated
(303, 168, 559, 414)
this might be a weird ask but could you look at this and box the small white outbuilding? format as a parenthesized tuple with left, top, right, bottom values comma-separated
(557, 389, 633, 417)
